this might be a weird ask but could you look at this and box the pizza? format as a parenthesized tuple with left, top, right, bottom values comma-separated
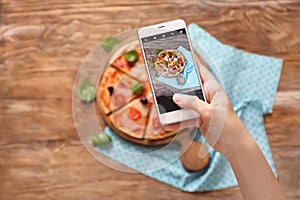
(155, 49, 185, 78)
(97, 42, 176, 142)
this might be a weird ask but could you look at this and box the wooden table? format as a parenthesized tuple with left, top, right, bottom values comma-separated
(1, 0, 300, 199)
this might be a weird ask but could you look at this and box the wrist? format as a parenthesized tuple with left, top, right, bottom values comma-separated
(224, 130, 257, 162)
(217, 112, 253, 157)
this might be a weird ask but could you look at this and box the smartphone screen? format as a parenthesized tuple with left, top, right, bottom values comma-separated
(140, 28, 205, 114)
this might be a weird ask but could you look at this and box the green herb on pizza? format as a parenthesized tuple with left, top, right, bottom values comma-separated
(124, 50, 138, 63)
(130, 82, 144, 95)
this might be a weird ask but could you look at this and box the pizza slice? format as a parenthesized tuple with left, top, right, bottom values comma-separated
(127, 64, 149, 83)
(155, 62, 169, 77)
(111, 46, 145, 74)
(144, 105, 177, 140)
(168, 67, 179, 78)
(110, 74, 140, 112)
(98, 67, 124, 114)
(175, 56, 185, 72)
(98, 66, 145, 115)
(109, 98, 150, 139)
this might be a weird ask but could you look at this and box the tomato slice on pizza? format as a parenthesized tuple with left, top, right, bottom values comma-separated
(109, 98, 150, 139)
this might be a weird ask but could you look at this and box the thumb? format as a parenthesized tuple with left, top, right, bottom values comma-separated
(173, 93, 211, 118)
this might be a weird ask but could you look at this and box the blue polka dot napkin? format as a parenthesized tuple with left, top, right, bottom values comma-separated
(95, 24, 283, 192)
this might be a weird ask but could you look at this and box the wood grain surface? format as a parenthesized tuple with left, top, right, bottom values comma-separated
(1, 0, 300, 199)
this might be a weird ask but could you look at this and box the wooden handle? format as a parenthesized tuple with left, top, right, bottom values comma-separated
(176, 128, 210, 172)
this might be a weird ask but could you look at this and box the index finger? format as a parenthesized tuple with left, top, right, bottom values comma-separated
(198, 64, 223, 98)
(199, 65, 215, 82)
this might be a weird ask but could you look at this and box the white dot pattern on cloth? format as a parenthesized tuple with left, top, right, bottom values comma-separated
(95, 23, 282, 192)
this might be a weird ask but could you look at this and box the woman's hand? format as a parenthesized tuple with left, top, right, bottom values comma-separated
(148, 66, 249, 156)
(148, 66, 287, 199)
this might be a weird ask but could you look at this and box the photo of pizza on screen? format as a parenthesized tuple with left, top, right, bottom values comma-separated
(141, 28, 205, 114)
(155, 49, 185, 78)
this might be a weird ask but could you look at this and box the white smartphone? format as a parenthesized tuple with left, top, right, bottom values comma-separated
(138, 19, 206, 125)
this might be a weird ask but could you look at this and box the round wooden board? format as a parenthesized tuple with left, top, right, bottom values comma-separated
(95, 30, 206, 146)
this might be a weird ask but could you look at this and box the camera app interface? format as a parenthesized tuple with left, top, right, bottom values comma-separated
(141, 28, 205, 114)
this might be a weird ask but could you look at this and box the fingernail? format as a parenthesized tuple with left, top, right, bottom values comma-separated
(173, 93, 181, 103)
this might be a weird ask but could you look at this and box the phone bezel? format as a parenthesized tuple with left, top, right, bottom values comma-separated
(138, 19, 206, 125)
